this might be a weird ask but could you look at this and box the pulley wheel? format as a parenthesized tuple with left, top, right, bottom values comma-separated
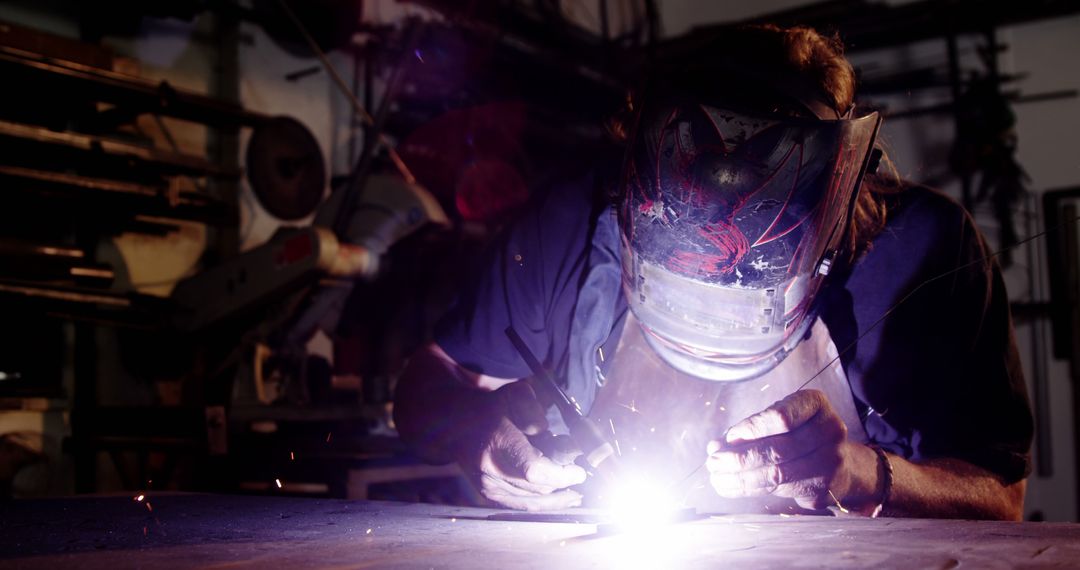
(246, 116, 326, 220)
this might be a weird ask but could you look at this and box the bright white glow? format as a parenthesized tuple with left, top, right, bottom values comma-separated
(606, 478, 683, 532)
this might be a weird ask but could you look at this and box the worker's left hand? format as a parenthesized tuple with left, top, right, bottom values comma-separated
(705, 389, 875, 511)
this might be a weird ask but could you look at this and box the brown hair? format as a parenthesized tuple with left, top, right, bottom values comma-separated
(609, 24, 900, 257)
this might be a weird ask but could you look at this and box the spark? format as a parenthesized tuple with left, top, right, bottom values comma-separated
(569, 396, 582, 414)
(679, 429, 688, 441)
(145, 502, 153, 512)
(779, 513, 792, 518)
(275, 478, 283, 489)
(760, 383, 771, 392)
(650, 426, 656, 433)
(366, 528, 373, 534)
(614, 438, 623, 456)
(290, 451, 295, 461)
(705, 401, 711, 406)
(719, 406, 726, 411)
(609, 418, 617, 436)
(326, 432, 332, 443)
(414, 49, 424, 63)
(133, 494, 145, 502)
(618, 400, 640, 414)
(451, 518, 457, 523)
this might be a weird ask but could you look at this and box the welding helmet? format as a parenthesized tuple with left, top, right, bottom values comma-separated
(618, 87, 881, 382)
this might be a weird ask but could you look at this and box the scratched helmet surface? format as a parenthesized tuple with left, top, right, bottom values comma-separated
(618, 95, 880, 382)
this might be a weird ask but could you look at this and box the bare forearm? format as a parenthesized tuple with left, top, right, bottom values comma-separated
(842, 442, 1025, 520)
(881, 454, 1025, 520)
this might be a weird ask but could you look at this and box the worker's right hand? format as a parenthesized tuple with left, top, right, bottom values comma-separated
(456, 381, 587, 511)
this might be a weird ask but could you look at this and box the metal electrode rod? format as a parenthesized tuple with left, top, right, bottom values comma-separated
(504, 327, 618, 472)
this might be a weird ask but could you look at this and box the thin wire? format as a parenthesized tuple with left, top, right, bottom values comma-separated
(671, 460, 706, 490)
(276, 0, 416, 184)
(793, 213, 1080, 394)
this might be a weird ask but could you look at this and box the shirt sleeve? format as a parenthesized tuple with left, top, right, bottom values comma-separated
(433, 174, 598, 379)
(842, 188, 1033, 484)
(915, 207, 1034, 482)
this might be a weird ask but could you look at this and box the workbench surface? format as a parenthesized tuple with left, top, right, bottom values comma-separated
(1, 493, 1078, 568)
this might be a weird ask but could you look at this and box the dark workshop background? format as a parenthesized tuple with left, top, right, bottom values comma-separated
(0, 0, 1078, 522)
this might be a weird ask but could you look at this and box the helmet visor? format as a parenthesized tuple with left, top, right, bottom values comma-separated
(619, 100, 880, 378)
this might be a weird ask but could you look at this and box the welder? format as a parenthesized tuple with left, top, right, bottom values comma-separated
(394, 24, 1033, 519)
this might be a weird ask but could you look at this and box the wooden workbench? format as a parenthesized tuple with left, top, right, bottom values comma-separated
(1, 493, 1078, 568)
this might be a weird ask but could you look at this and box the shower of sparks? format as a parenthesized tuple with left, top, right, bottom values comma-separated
(760, 383, 771, 392)
(275, 478, 283, 489)
(618, 400, 640, 414)
(133, 494, 144, 502)
(828, 489, 850, 514)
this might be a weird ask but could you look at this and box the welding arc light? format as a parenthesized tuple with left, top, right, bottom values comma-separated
(606, 478, 683, 532)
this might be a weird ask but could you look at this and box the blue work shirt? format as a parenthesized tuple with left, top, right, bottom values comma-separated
(434, 171, 1033, 483)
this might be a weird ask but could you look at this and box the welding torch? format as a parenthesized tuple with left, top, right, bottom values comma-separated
(505, 327, 621, 481)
